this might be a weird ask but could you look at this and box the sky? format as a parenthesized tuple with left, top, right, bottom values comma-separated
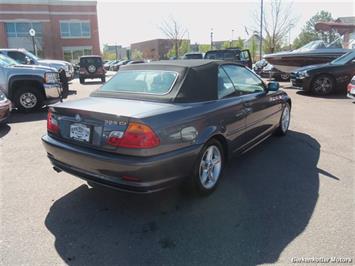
(96, 0, 354, 48)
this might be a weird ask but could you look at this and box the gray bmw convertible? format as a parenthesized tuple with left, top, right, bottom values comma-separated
(42, 60, 291, 195)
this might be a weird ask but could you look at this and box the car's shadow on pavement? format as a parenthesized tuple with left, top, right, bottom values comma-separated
(7, 108, 48, 124)
(0, 124, 11, 138)
(295, 90, 349, 99)
(45, 130, 332, 265)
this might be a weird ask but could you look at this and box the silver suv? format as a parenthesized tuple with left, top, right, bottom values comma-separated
(0, 54, 62, 112)
(0, 48, 74, 81)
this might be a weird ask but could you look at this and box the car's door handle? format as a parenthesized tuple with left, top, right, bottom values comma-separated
(244, 101, 252, 107)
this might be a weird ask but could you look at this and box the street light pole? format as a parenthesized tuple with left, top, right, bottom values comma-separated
(32, 36, 36, 56)
(259, 0, 263, 60)
(210, 28, 214, 50)
(231, 29, 234, 47)
(29, 28, 37, 56)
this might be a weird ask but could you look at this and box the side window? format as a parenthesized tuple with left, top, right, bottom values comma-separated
(222, 65, 265, 94)
(7, 51, 27, 64)
(240, 50, 250, 62)
(217, 67, 237, 99)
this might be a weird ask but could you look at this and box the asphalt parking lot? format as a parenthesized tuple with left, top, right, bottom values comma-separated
(1, 77, 354, 265)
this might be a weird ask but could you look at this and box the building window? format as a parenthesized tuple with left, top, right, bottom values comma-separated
(63, 46, 92, 63)
(60, 21, 91, 39)
(5, 22, 43, 37)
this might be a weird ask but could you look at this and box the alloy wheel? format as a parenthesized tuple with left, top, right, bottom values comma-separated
(313, 76, 333, 95)
(281, 105, 290, 133)
(199, 145, 222, 189)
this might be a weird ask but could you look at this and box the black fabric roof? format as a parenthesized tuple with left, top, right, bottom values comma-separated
(92, 60, 242, 103)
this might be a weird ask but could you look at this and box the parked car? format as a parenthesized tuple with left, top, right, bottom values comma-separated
(204, 48, 252, 68)
(347, 76, 355, 99)
(291, 51, 355, 95)
(104, 60, 116, 70)
(126, 60, 145, 65)
(254, 60, 290, 81)
(111, 60, 130, 71)
(0, 89, 11, 123)
(79, 55, 106, 84)
(0, 48, 74, 81)
(42, 60, 291, 195)
(0, 54, 62, 112)
(183, 52, 204, 59)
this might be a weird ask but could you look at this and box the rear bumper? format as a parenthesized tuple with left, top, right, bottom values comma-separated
(42, 134, 202, 193)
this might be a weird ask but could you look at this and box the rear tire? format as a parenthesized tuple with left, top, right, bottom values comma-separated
(275, 103, 290, 136)
(311, 74, 334, 95)
(14, 86, 43, 112)
(189, 139, 225, 196)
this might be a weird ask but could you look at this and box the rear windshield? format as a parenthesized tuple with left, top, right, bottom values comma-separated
(205, 51, 240, 60)
(100, 70, 178, 95)
(80, 57, 102, 66)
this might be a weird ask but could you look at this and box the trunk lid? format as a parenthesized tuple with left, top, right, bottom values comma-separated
(49, 97, 185, 152)
(53, 96, 183, 118)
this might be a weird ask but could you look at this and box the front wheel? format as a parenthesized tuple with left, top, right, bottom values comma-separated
(14, 86, 43, 112)
(191, 139, 225, 196)
(311, 75, 334, 95)
(275, 103, 291, 136)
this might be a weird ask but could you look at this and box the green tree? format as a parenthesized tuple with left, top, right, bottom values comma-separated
(293, 11, 339, 49)
(222, 37, 244, 49)
(254, 0, 297, 53)
(249, 36, 257, 62)
(166, 40, 190, 58)
(235, 37, 244, 49)
(131, 49, 143, 60)
(263, 35, 282, 54)
(102, 51, 116, 61)
(198, 44, 210, 53)
(159, 17, 187, 58)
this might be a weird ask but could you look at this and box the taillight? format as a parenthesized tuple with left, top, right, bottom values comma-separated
(347, 83, 354, 93)
(47, 111, 59, 134)
(107, 122, 160, 149)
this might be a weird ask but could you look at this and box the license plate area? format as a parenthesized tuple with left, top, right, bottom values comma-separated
(70, 123, 91, 143)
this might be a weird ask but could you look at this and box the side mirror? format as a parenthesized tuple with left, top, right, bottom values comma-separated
(267, 81, 280, 91)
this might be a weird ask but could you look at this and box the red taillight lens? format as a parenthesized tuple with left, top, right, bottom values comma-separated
(107, 122, 160, 149)
(47, 111, 59, 134)
(347, 83, 354, 93)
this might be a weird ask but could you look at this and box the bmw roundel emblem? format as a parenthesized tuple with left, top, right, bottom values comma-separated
(75, 114, 81, 122)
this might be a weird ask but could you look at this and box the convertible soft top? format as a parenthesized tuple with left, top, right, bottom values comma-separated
(92, 59, 242, 103)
